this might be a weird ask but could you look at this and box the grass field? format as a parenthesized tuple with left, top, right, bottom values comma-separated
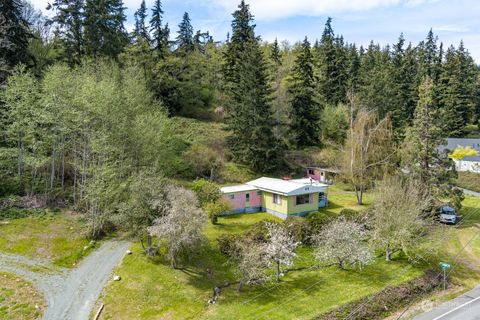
(454, 171, 480, 193)
(98, 187, 425, 320)
(0, 272, 44, 320)
(0, 210, 94, 268)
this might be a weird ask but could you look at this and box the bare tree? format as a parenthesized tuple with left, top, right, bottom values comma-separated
(313, 217, 373, 269)
(265, 222, 300, 282)
(235, 239, 268, 292)
(371, 176, 433, 262)
(342, 100, 394, 204)
(148, 185, 207, 268)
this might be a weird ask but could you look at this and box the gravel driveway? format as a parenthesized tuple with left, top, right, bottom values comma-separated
(0, 240, 131, 320)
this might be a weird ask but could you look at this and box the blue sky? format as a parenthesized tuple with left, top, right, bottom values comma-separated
(31, 0, 480, 62)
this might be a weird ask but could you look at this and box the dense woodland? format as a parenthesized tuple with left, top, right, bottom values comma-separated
(1, 0, 479, 237)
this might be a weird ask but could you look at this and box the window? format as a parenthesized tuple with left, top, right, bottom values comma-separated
(319, 192, 326, 200)
(257, 191, 262, 196)
(296, 194, 310, 205)
(229, 194, 235, 200)
(273, 194, 281, 204)
(246, 193, 250, 201)
(308, 169, 315, 175)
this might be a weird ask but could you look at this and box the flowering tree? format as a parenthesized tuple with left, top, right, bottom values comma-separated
(314, 217, 372, 269)
(148, 185, 207, 268)
(235, 239, 268, 291)
(265, 223, 300, 281)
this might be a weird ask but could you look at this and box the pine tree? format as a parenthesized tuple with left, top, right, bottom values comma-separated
(134, 0, 149, 42)
(288, 37, 319, 147)
(83, 0, 128, 58)
(270, 38, 281, 66)
(48, 0, 84, 65)
(223, 1, 279, 172)
(316, 17, 347, 106)
(346, 44, 360, 92)
(438, 43, 477, 137)
(176, 12, 194, 53)
(150, 0, 169, 57)
(404, 76, 449, 185)
(0, 0, 31, 84)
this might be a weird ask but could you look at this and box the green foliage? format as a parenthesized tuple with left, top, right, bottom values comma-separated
(306, 212, 331, 234)
(288, 37, 320, 147)
(175, 12, 194, 53)
(284, 216, 312, 244)
(191, 179, 221, 206)
(320, 104, 349, 144)
(203, 199, 232, 224)
(454, 171, 480, 193)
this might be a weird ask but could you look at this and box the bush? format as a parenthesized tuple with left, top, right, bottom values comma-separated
(306, 212, 331, 234)
(203, 199, 232, 224)
(217, 234, 240, 256)
(316, 270, 439, 320)
(284, 216, 312, 244)
(244, 220, 277, 243)
(191, 179, 221, 206)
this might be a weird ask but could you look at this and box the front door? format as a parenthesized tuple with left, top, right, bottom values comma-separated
(245, 193, 250, 208)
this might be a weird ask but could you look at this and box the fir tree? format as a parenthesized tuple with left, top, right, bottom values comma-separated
(316, 17, 347, 106)
(270, 38, 281, 66)
(438, 43, 477, 136)
(150, 0, 169, 57)
(0, 0, 31, 84)
(48, 0, 84, 65)
(223, 1, 279, 171)
(176, 12, 194, 53)
(404, 76, 450, 185)
(134, 0, 149, 42)
(83, 0, 128, 58)
(288, 37, 319, 147)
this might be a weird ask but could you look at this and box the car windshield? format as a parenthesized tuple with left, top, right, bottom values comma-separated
(441, 207, 455, 214)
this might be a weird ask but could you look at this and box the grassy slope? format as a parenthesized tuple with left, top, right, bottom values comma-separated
(98, 187, 423, 320)
(454, 171, 480, 193)
(0, 210, 94, 268)
(0, 272, 45, 320)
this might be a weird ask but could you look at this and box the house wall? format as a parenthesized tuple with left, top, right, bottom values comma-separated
(262, 192, 289, 214)
(454, 160, 480, 173)
(222, 190, 262, 213)
(287, 193, 319, 214)
(307, 169, 321, 181)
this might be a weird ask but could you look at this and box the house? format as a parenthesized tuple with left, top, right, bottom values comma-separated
(220, 177, 328, 219)
(438, 138, 480, 173)
(306, 166, 339, 184)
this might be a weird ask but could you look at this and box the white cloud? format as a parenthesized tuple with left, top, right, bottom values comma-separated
(435, 25, 469, 33)
(207, 0, 436, 21)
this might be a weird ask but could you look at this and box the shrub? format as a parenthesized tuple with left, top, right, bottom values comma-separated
(306, 212, 331, 234)
(316, 270, 439, 320)
(244, 220, 278, 243)
(191, 179, 221, 206)
(217, 234, 241, 256)
(284, 216, 312, 244)
(203, 199, 232, 224)
(454, 171, 480, 193)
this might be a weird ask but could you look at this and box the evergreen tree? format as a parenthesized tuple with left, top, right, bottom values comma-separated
(176, 12, 194, 53)
(223, 1, 279, 171)
(419, 29, 440, 79)
(83, 0, 128, 58)
(134, 0, 149, 42)
(316, 18, 347, 106)
(403, 76, 450, 185)
(270, 38, 281, 66)
(48, 0, 84, 65)
(150, 0, 169, 57)
(288, 37, 319, 147)
(0, 0, 31, 84)
(346, 44, 360, 92)
(438, 43, 477, 136)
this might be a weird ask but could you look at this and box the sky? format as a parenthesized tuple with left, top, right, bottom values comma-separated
(30, 0, 480, 63)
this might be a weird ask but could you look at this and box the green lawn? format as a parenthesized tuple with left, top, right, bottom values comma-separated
(98, 187, 425, 320)
(0, 272, 44, 320)
(0, 210, 95, 268)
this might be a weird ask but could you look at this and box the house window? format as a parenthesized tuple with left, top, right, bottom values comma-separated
(319, 192, 326, 200)
(229, 194, 235, 200)
(257, 191, 262, 196)
(273, 194, 281, 204)
(296, 194, 310, 205)
(308, 169, 315, 175)
(246, 193, 250, 201)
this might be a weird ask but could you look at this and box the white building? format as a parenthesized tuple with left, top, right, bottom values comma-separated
(438, 138, 480, 173)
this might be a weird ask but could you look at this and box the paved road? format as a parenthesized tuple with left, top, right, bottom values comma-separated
(0, 240, 130, 320)
(461, 188, 480, 197)
(413, 285, 480, 320)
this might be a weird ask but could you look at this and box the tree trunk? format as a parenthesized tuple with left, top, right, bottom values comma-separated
(147, 234, 153, 257)
(237, 280, 244, 292)
(276, 261, 280, 282)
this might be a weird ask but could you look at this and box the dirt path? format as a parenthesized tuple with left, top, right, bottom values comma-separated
(0, 240, 131, 320)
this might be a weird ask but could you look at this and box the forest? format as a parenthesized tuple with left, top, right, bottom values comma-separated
(1, 0, 479, 235)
